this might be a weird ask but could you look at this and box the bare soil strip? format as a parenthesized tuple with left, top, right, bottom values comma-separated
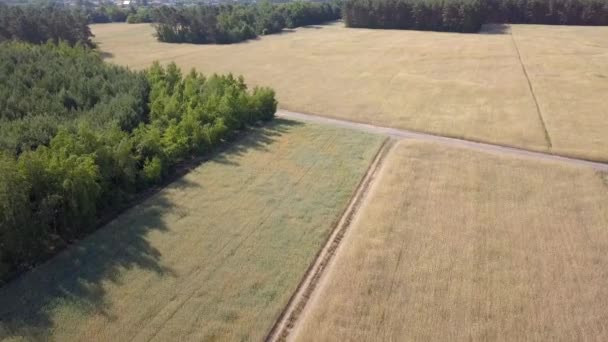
(276, 109, 608, 171)
(265, 138, 394, 342)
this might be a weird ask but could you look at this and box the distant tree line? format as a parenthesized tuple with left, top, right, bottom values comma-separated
(343, 0, 608, 32)
(0, 2, 152, 34)
(344, 0, 484, 32)
(154, 0, 341, 44)
(485, 0, 608, 25)
(0, 42, 276, 284)
(88, 5, 158, 24)
(127, 7, 158, 23)
(88, 5, 130, 23)
(280, 0, 344, 28)
(0, 3, 94, 46)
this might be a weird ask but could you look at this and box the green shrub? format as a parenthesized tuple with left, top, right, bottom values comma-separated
(142, 157, 163, 184)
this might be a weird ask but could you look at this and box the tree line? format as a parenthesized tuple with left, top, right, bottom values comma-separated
(343, 0, 608, 32)
(485, 0, 608, 25)
(0, 2, 156, 31)
(88, 5, 158, 24)
(154, 0, 342, 44)
(344, 0, 484, 32)
(0, 42, 276, 284)
(0, 3, 94, 46)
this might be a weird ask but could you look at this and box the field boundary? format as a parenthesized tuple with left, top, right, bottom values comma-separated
(276, 109, 608, 170)
(265, 138, 395, 342)
(510, 29, 553, 149)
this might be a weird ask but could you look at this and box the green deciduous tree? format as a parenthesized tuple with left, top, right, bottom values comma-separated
(0, 3, 93, 46)
(0, 44, 277, 283)
(153, 1, 341, 44)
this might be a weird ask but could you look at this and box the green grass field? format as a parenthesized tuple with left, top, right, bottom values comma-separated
(0, 120, 384, 341)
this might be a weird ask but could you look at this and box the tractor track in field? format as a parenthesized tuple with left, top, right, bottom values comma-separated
(276, 109, 608, 171)
(510, 27, 553, 149)
(265, 138, 395, 342)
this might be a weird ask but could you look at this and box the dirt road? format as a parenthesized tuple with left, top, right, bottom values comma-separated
(269, 112, 608, 341)
(277, 109, 608, 171)
(265, 139, 394, 342)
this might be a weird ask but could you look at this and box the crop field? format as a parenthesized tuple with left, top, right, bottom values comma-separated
(511, 25, 608, 161)
(293, 140, 608, 341)
(93, 22, 608, 161)
(0, 120, 384, 341)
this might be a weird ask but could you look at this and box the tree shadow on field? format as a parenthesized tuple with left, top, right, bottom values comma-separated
(212, 118, 303, 166)
(479, 23, 511, 35)
(0, 193, 177, 340)
(299, 25, 325, 30)
(0, 118, 302, 340)
(242, 29, 297, 43)
(98, 50, 114, 60)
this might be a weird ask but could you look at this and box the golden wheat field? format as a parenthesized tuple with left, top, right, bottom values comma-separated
(0, 121, 384, 341)
(293, 140, 608, 341)
(92, 22, 608, 161)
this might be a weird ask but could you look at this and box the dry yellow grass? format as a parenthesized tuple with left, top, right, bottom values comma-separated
(92, 22, 608, 161)
(293, 140, 608, 341)
(0, 120, 384, 341)
(510, 25, 608, 161)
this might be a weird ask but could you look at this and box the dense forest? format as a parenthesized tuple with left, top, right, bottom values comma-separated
(154, 0, 341, 44)
(0, 42, 276, 283)
(485, 0, 608, 25)
(343, 0, 608, 32)
(0, 43, 148, 154)
(344, 0, 484, 32)
(0, 3, 93, 46)
(0, 2, 156, 27)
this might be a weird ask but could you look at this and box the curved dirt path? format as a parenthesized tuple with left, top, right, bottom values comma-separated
(277, 109, 608, 171)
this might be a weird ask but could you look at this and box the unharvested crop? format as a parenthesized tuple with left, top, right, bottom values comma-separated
(294, 140, 608, 341)
(0, 121, 384, 341)
(93, 22, 608, 161)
